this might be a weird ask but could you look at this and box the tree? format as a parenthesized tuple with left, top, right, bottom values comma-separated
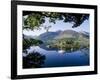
(44, 25, 51, 32)
(23, 11, 89, 30)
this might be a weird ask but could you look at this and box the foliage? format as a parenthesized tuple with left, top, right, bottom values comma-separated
(23, 38, 43, 50)
(44, 25, 51, 32)
(47, 37, 89, 51)
(23, 52, 46, 68)
(23, 11, 89, 30)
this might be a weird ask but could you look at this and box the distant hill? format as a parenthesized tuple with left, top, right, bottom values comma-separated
(79, 31, 89, 39)
(38, 30, 89, 42)
(38, 31, 61, 41)
(23, 34, 38, 40)
(23, 30, 89, 43)
(55, 30, 79, 39)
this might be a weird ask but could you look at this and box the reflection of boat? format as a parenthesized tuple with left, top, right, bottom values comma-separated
(58, 50, 65, 53)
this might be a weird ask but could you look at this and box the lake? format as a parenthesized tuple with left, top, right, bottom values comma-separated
(23, 46, 89, 68)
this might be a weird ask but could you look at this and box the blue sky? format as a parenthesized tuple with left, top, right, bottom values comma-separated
(23, 17, 90, 36)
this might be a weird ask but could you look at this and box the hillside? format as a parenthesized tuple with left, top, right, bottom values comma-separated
(38, 30, 89, 41)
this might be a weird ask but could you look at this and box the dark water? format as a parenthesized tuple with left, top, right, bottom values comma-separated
(23, 46, 89, 68)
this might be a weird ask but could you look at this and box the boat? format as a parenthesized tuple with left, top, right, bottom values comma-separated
(58, 50, 65, 53)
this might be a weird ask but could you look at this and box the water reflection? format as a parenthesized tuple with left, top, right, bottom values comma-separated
(23, 46, 89, 68)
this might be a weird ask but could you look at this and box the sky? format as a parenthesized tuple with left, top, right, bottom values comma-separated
(23, 17, 90, 36)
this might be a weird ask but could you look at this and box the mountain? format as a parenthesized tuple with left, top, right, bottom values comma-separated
(38, 30, 89, 42)
(55, 30, 79, 39)
(38, 31, 61, 41)
(24, 30, 89, 42)
(23, 34, 38, 39)
(79, 31, 89, 39)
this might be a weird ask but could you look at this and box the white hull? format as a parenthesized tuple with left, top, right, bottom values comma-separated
(58, 50, 65, 53)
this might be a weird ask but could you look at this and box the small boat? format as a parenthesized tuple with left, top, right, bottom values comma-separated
(46, 45, 50, 48)
(58, 50, 65, 53)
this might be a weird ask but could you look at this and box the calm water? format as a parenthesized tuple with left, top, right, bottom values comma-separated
(23, 46, 89, 68)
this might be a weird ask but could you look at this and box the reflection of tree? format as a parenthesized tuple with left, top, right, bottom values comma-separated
(23, 51, 46, 68)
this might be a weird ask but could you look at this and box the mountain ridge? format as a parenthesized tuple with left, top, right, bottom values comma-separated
(23, 30, 89, 42)
(38, 30, 89, 41)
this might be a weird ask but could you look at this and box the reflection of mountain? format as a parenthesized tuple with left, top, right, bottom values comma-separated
(38, 30, 89, 41)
